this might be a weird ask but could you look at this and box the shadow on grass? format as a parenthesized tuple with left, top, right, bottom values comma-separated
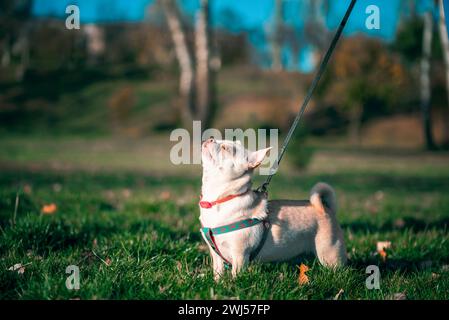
(343, 217, 449, 233)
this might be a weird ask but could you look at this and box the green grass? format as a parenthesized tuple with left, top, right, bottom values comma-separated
(0, 136, 449, 299)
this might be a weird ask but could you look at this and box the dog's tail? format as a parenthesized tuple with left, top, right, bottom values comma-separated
(310, 182, 337, 215)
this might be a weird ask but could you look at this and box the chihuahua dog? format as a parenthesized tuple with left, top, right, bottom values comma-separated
(200, 138, 347, 280)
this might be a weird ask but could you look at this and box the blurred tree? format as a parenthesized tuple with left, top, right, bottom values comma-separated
(0, 0, 33, 80)
(159, 0, 195, 125)
(322, 37, 407, 145)
(159, 0, 217, 128)
(437, 0, 449, 147)
(420, 6, 437, 150)
(271, 0, 284, 72)
(83, 24, 106, 65)
(304, 0, 331, 52)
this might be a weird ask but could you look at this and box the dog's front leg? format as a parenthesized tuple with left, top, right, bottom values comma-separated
(231, 252, 249, 278)
(210, 249, 225, 281)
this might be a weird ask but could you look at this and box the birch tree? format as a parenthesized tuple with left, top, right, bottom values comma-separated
(195, 0, 212, 124)
(271, 0, 283, 72)
(437, 0, 449, 147)
(420, 9, 436, 150)
(160, 0, 215, 127)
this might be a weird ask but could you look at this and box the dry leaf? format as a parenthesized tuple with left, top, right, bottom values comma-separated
(41, 203, 57, 215)
(122, 189, 132, 198)
(374, 191, 384, 201)
(393, 218, 406, 229)
(376, 241, 391, 262)
(333, 288, 344, 300)
(376, 241, 391, 252)
(378, 249, 387, 262)
(388, 292, 407, 300)
(297, 263, 310, 285)
(8, 263, 27, 274)
(23, 184, 32, 194)
(104, 257, 112, 266)
(160, 191, 171, 200)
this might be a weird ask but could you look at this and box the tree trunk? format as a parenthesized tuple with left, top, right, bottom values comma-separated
(1, 41, 11, 68)
(271, 0, 283, 72)
(84, 24, 105, 65)
(420, 10, 436, 150)
(195, 0, 211, 126)
(14, 31, 30, 81)
(160, 0, 195, 125)
(437, 0, 449, 147)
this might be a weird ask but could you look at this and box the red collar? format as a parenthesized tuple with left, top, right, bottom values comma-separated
(199, 190, 249, 209)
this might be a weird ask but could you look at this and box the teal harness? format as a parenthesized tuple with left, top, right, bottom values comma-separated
(200, 217, 270, 269)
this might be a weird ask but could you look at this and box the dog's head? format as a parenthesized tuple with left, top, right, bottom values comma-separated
(201, 138, 271, 184)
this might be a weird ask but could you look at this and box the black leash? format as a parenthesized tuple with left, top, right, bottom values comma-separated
(257, 0, 357, 193)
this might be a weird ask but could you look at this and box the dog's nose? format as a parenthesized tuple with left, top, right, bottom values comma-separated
(202, 138, 215, 146)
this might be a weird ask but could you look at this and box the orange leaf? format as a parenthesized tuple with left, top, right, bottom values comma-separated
(378, 249, 387, 262)
(297, 263, 310, 285)
(377, 241, 391, 262)
(41, 203, 57, 215)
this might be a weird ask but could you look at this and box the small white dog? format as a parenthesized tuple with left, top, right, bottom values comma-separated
(199, 138, 347, 280)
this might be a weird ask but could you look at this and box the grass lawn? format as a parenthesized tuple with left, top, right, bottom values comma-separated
(1, 136, 449, 299)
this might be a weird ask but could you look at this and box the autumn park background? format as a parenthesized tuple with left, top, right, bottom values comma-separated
(1, 0, 449, 299)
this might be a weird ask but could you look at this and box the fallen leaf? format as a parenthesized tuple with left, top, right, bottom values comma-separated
(23, 184, 32, 194)
(8, 263, 28, 274)
(378, 249, 387, 262)
(160, 191, 171, 200)
(122, 189, 132, 198)
(41, 203, 57, 215)
(393, 218, 406, 229)
(388, 292, 407, 300)
(297, 263, 310, 285)
(376, 241, 391, 262)
(278, 273, 285, 281)
(374, 191, 384, 201)
(333, 288, 344, 300)
(376, 241, 391, 252)
(104, 257, 112, 266)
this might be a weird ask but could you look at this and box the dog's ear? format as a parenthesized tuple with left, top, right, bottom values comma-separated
(248, 147, 272, 169)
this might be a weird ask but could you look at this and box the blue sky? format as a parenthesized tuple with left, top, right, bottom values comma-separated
(32, 0, 442, 72)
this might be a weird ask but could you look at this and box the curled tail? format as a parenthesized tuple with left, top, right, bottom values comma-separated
(310, 182, 337, 215)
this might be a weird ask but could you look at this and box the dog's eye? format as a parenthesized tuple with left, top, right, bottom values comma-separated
(221, 145, 227, 152)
